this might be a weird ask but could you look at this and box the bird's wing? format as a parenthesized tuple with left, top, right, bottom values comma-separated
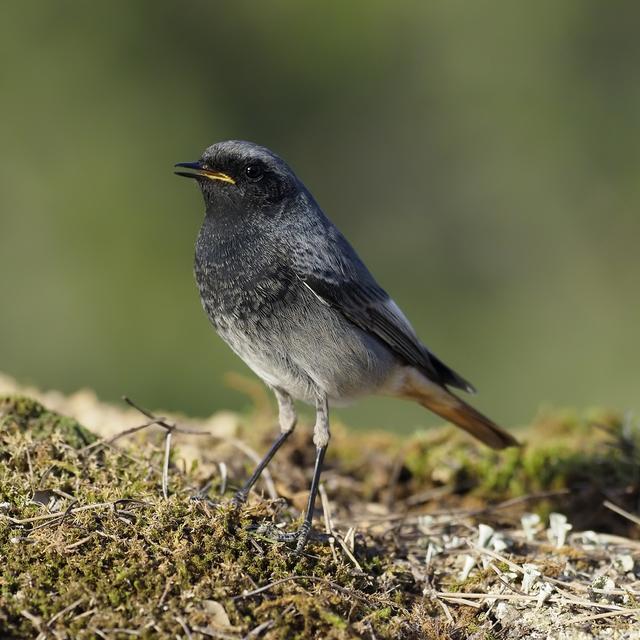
(291, 223, 475, 393)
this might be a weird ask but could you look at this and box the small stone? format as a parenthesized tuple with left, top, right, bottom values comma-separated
(202, 600, 232, 628)
(592, 575, 615, 592)
(614, 554, 635, 573)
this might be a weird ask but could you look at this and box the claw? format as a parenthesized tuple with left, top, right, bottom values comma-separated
(230, 491, 247, 509)
(294, 522, 312, 553)
(250, 521, 314, 552)
(272, 530, 299, 543)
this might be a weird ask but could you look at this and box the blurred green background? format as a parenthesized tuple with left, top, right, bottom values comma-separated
(1, 1, 638, 432)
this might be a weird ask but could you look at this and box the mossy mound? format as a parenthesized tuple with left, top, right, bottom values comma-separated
(1, 395, 639, 639)
(0, 396, 419, 639)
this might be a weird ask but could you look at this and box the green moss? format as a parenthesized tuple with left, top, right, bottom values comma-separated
(393, 411, 639, 522)
(318, 609, 347, 630)
(1, 394, 638, 638)
(0, 395, 412, 640)
(0, 395, 97, 448)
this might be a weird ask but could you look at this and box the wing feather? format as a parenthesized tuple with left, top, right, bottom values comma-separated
(288, 204, 474, 392)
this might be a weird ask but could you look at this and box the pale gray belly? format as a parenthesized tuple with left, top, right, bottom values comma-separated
(215, 299, 397, 405)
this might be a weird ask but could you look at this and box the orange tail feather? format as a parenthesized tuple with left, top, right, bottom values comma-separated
(397, 368, 519, 450)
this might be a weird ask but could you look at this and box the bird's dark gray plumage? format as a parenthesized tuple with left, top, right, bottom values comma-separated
(175, 140, 518, 550)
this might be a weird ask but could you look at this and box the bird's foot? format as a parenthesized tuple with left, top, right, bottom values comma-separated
(252, 521, 314, 553)
(294, 522, 312, 553)
(230, 490, 247, 509)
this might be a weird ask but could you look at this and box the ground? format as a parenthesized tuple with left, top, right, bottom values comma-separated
(1, 375, 639, 639)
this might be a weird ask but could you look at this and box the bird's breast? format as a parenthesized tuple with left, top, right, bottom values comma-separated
(194, 221, 299, 331)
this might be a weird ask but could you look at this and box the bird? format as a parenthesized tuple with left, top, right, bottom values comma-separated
(175, 140, 518, 551)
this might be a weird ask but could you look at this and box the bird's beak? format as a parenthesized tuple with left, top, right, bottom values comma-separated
(174, 161, 236, 184)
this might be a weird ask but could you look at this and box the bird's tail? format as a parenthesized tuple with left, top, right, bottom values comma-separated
(394, 368, 519, 450)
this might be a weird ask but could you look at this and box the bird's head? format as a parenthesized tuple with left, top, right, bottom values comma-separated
(175, 140, 299, 213)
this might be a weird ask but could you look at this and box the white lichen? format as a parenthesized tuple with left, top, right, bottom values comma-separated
(536, 582, 554, 608)
(476, 523, 496, 568)
(491, 533, 508, 553)
(477, 523, 494, 548)
(547, 512, 572, 548)
(522, 563, 542, 594)
(459, 555, 476, 581)
(425, 541, 443, 567)
(521, 512, 541, 542)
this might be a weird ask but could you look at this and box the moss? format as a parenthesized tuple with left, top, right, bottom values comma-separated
(0, 395, 97, 449)
(0, 395, 417, 640)
(1, 393, 638, 638)
(386, 411, 640, 531)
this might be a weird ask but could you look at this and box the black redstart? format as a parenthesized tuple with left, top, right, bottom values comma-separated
(176, 140, 518, 550)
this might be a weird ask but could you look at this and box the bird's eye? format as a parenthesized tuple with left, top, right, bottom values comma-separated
(245, 164, 263, 181)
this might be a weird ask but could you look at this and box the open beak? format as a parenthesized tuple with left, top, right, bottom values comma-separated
(174, 161, 236, 184)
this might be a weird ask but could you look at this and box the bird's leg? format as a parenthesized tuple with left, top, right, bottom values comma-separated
(245, 394, 330, 553)
(293, 393, 330, 552)
(231, 387, 297, 506)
